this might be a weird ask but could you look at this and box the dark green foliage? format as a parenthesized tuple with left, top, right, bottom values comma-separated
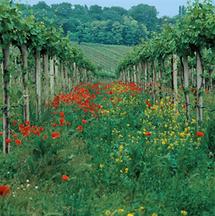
(18, 2, 177, 45)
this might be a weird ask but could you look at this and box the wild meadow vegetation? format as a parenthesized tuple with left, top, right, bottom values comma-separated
(0, 0, 215, 216)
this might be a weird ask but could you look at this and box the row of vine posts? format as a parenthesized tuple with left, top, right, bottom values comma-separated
(117, 0, 215, 127)
(0, 2, 96, 154)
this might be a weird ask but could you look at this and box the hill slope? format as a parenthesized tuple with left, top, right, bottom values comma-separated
(72, 42, 132, 76)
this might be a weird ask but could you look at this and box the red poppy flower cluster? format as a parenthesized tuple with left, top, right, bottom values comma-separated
(146, 100, 152, 108)
(5, 138, 11, 144)
(52, 85, 101, 115)
(0, 131, 23, 146)
(51, 112, 71, 127)
(0, 185, 10, 197)
(76, 125, 83, 132)
(15, 139, 22, 145)
(144, 132, 152, 136)
(61, 175, 69, 181)
(59, 111, 66, 126)
(51, 132, 61, 139)
(19, 121, 44, 137)
(82, 119, 87, 124)
(196, 131, 205, 137)
(52, 82, 142, 114)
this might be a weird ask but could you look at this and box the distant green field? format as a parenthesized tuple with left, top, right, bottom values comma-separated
(72, 42, 132, 76)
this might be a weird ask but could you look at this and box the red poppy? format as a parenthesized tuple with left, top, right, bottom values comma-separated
(15, 139, 22, 145)
(25, 121, 30, 126)
(31, 126, 41, 136)
(82, 119, 87, 124)
(144, 132, 152, 136)
(19, 124, 31, 137)
(0, 132, 3, 136)
(39, 127, 44, 132)
(51, 132, 60, 139)
(60, 118, 65, 125)
(146, 100, 152, 108)
(5, 138, 11, 144)
(0, 185, 10, 196)
(76, 125, 83, 132)
(196, 131, 204, 137)
(59, 112, 65, 118)
(61, 175, 69, 182)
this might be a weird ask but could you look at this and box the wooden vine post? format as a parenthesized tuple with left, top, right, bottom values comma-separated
(196, 50, 203, 123)
(42, 51, 49, 104)
(35, 49, 42, 120)
(172, 54, 178, 105)
(50, 57, 55, 98)
(20, 45, 30, 122)
(182, 55, 190, 120)
(2, 46, 10, 154)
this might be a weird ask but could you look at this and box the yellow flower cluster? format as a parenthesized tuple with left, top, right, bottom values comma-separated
(142, 97, 202, 151)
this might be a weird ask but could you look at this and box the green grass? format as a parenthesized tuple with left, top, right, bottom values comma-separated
(72, 42, 132, 76)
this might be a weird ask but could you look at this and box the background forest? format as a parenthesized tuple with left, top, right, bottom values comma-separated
(19, 1, 185, 45)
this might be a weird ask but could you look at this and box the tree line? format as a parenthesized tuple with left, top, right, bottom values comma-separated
(19, 2, 178, 45)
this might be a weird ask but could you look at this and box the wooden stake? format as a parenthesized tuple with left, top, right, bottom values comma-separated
(2, 46, 10, 154)
(20, 45, 30, 122)
(196, 50, 203, 123)
(182, 55, 190, 120)
(35, 50, 41, 120)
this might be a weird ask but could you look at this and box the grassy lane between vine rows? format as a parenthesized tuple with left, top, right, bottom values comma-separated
(0, 82, 214, 216)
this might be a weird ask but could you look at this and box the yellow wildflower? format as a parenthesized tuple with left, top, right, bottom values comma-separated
(185, 127, 190, 133)
(119, 145, 124, 152)
(127, 213, 134, 216)
(162, 139, 167, 145)
(117, 208, 124, 214)
(151, 213, 158, 216)
(181, 210, 188, 216)
(124, 168, 129, 173)
(179, 132, 186, 138)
